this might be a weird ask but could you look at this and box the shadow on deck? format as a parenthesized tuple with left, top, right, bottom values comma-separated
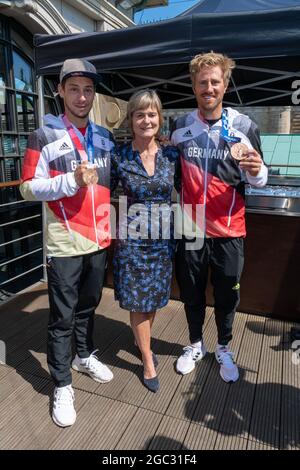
(0, 283, 299, 450)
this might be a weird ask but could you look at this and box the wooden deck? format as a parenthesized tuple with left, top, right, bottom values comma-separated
(0, 283, 299, 450)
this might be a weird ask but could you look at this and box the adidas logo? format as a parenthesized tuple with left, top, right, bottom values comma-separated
(183, 129, 193, 138)
(59, 142, 72, 151)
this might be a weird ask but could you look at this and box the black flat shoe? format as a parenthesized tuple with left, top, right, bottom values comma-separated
(143, 375, 160, 393)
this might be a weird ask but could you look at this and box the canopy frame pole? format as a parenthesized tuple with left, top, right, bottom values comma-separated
(37, 75, 47, 283)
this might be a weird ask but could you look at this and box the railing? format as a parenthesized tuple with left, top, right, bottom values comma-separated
(0, 180, 43, 299)
(267, 164, 300, 177)
(0, 181, 21, 188)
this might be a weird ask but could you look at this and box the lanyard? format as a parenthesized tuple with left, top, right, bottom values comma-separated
(86, 125, 94, 163)
(221, 109, 241, 144)
(62, 114, 94, 163)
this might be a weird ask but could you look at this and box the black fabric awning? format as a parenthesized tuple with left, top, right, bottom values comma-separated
(182, 0, 300, 15)
(34, 4, 300, 108)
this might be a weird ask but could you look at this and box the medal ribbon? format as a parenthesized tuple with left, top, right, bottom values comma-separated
(62, 114, 93, 163)
(221, 109, 241, 143)
(86, 125, 94, 163)
(61, 115, 99, 245)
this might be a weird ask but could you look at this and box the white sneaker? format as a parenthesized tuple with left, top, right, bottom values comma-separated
(52, 385, 76, 427)
(72, 349, 113, 383)
(215, 345, 239, 383)
(176, 342, 207, 375)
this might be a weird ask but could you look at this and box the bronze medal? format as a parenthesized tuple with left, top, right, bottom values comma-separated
(83, 167, 98, 185)
(82, 172, 90, 185)
(89, 169, 99, 185)
(231, 142, 249, 161)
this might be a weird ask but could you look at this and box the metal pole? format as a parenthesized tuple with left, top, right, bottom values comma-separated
(37, 75, 47, 283)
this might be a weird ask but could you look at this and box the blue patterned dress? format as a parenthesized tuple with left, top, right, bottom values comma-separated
(112, 143, 180, 312)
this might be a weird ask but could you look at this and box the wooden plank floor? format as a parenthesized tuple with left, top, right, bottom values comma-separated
(0, 283, 299, 450)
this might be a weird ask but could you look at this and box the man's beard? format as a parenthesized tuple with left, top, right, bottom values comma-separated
(200, 97, 222, 115)
(66, 104, 90, 120)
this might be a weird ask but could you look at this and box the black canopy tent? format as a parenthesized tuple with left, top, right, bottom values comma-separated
(34, 0, 300, 108)
(182, 0, 300, 15)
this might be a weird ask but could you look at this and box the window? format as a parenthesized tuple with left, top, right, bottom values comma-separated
(19, 135, 28, 155)
(0, 15, 59, 184)
(2, 135, 17, 155)
(0, 15, 59, 294)
(3, 157, 18, 181)
(0, 44, 7, 87)
(0, 89, 14, 131)
(16, 93, 36, 132)
(13, 50, 33, 92)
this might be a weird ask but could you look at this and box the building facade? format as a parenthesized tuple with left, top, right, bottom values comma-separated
(0, 0, 135, 299)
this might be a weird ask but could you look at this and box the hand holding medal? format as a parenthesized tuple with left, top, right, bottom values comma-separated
(221, 109, 262, 176)
(231, 143, 263, 176)
(82, 164, 98, 185)
(238, 147, 263, 177)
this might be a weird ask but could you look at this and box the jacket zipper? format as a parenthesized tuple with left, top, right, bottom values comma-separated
(59, 187, 99, 247)
(91, 185, 99, 248)
(202, 128, 210, 235)
(59, 201, 74, 241)
(227, 188, 236, 227)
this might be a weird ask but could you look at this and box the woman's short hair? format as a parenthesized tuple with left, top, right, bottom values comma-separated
(127, 89, 163, 136)
(190, 51, 235, 88)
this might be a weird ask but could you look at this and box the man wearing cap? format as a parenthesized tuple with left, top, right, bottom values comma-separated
(20, 58, 115, 427)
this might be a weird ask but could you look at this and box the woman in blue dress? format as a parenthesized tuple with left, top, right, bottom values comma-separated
(112, 90, 180, 393)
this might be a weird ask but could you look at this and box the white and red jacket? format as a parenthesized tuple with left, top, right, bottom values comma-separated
(20, 114, 115, 257)
(171, 108, 268, 238)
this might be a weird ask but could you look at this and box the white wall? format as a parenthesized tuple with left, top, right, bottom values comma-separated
(49, 0, 134, 31)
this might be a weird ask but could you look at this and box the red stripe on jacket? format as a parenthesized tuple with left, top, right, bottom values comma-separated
(21, 148, 40, 182)
(181, 158, 246, 238)
(48, 185, 111, 246)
